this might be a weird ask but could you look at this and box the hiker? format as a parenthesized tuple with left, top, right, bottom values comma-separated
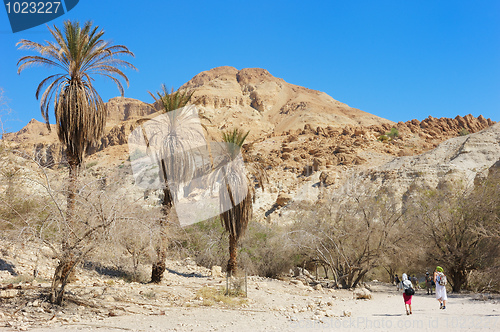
(402, 273, 414, 315)
(425, 272, 433, 295)
(394, 274, 401, 290)
(411, 275, 419, 289)
(434, 266, 447, 309)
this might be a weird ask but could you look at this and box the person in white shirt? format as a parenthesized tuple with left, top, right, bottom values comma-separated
(434, 266, 448, 309)
(402, 273, 414, 315)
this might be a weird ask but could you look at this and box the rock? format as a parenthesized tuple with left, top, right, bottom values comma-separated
(290, 280, 305, 287)
(211, 266, 223, 278)
(319, 171, 336, 186)
(184, 257, 197, 266)
(276, 192, 292, 207)
(108, 310, 121, 317)
(325, 310, 336, 317)
(102, 295, 115, 302)
(312, 158, 325, 171)
(0, 289, 18, 298)
(0, 270, 13, 281)
(342, 310, 352, 317)
(314, 284, 323, 291)
(105, 97, 155, 126)
(314, 310, 325, 316)
(353, 287, 372, 300)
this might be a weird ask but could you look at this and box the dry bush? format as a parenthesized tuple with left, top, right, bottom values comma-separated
(87, 202, 159, 283)
(195, 286, 247, 307)
(0, 151, 150, 303)
(409, 175, 500, 293)
(467, 265, 500, 293)
(176, 217, 228, 268)
(289, 187, 408, 289)
(238, 222, 296, 278)
(174, 218, 296, 278)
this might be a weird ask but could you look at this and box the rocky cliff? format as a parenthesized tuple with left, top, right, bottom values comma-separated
(182, 66, 392, 137)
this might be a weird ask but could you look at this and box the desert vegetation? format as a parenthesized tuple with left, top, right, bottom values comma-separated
(1, 116, 499, 307)
(15, 20, 135, 304)
(1, 21, 498, 312)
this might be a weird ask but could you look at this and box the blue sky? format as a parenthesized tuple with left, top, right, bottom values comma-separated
(1, 0, 499, 133)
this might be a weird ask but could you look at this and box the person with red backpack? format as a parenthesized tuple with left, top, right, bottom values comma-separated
(434, 266, 448, 309)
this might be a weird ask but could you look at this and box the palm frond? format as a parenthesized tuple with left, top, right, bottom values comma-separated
(17, 19, 136, 166)
(149, 85, 194, 114)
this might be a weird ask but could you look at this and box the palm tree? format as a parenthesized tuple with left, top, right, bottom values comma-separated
(17, 20, 135, 304)
(217, 129, 267, 275)
(141, 85, 202, 283)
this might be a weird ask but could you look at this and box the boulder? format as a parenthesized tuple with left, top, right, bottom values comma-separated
(353, 287, 372, 300)
(276, 192, 292, 207)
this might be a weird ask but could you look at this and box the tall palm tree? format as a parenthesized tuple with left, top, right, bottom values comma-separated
(217, 129, 267, 275)
(142, 85, 202, 283)
(17, 20, 135, 304)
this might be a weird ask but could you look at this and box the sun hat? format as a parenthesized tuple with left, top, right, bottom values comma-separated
(436, 266, 444, 272)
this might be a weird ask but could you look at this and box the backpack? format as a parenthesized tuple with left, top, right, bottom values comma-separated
(405, 287, 415, 296)
(438, 273, 447, 286)
(403, 280, 414, 296)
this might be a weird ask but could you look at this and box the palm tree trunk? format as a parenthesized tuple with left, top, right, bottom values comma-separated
(151, 186, 173, 283)
(151, 248, 167, 283)
(227, 234, 238, 276)
(50, 149, 79, 304)
(65, 149, 79, 246)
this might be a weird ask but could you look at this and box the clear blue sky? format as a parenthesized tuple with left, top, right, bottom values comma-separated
(1, 0, 499, 133)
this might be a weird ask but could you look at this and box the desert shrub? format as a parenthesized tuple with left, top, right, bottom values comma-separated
(196, 286, 247, 307)
(409, 174, 500, 292)
(289, 190, 409, 289)
(467, 266, 500, 293)
(387, 127, 399, 139)
(377, 135, 389, 142)
(459, 128, 470, 136)
(238, 222, 296, 277)
(177, 218, 296, 278)
(178, 217, 228, 268)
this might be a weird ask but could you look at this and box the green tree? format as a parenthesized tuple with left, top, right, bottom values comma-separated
(217, 129, 267, 275)
(414, 179, 500, 292)
(17, 20, 135, 304)
(143, 85, 200, 283)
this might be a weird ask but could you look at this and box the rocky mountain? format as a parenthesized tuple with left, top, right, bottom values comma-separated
(2, 66, 497, 221)
(181, 66, 392, 137)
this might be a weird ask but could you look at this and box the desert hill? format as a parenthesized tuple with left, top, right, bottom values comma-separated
(2, 67, 497, 220)
(3, 66, 495, 170)
(181, 66, 392, 136)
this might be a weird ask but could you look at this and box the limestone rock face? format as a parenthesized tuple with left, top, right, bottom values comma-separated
(105, 97, 156, 127)
(395, 114, 493, 141)
(356, 123, 500, 203)
(181, 66, 393, 138)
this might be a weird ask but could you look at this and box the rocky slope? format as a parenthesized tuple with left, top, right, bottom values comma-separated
(182, 66, 392, 137)
(260, 122, 500, 224)
(2, 67, 497, 221)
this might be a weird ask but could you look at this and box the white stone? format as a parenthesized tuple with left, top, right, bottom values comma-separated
(211, 266, 222, 278)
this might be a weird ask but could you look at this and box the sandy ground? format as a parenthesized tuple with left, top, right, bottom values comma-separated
(1, 268, 498, 332)
(23, 294, 500, 332)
